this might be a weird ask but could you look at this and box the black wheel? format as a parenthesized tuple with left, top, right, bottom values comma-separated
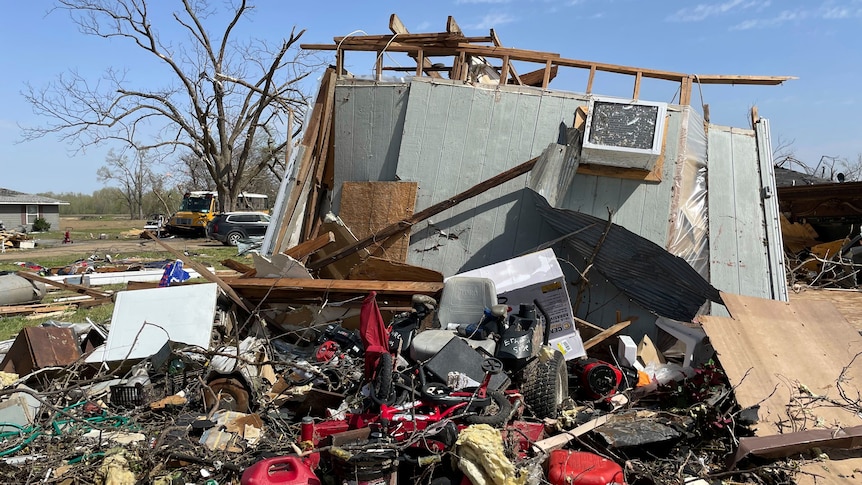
(371, 353, 394, 405)
(481, 357, 504, 375)
(226, 231, 244, 246)
(463, 390, 512, 427)
(520, 350, 568, 419)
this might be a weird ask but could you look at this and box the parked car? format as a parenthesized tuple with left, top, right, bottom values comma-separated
(206, 212, 271, 246)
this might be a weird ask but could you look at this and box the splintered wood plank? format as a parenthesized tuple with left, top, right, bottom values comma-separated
(699, 292, 862, 437)
(283, 231, 335, 261)
(339, 181, 418, 262)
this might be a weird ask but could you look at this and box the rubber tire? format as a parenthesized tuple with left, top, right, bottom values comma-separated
(463, 390, 512, 427)
(521, 350, 568, 419)
(371, 352, 394, 405)
(225, 231, 244, 246)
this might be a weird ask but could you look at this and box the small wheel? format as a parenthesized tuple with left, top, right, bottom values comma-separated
(481, 357, 504, 375)
(226, 231, 244, 246)
(520, 351, 568, 419)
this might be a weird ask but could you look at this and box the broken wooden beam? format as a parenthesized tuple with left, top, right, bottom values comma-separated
(532, 414, 610, 453)
(222, 277, 442, 295)
(16, 271, 110, 299)
(283, 231, 335, 260)
(582, 320, 633, 351)
(307, 155, 540, 270)
(223, 276, 442, 308)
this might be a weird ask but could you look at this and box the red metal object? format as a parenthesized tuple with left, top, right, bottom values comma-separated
(241, 456, 321, 485)
(547, 450, 625, 485)
(571, 359, 623, 400)
(314, 341, 338, 362)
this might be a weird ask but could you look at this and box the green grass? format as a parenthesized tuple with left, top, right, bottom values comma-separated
(0, 303, 116, 341)
(0, 247, 244, 274)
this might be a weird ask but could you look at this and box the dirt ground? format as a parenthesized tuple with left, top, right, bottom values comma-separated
(0, 216, 222, 263)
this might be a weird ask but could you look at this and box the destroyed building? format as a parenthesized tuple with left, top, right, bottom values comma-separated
(1, 14, 861, 485)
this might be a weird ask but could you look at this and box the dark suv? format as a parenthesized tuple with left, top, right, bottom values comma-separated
(206, 212, 271, 246)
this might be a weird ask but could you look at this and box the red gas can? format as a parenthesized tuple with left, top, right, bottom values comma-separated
(547, 450, 625, 485)
(240, 456, 321, 485)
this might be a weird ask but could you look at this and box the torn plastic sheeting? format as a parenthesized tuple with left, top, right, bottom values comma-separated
(729, 425, 862, 468)
(666, 107, 709, 278)
(456, 424, 526, 485)
(533, 190, 722, 322)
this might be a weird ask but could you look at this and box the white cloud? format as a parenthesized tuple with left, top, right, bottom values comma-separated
(469, 12, 517, 29)
(821, 6, 862, 19)
(729, 4, 862, 30)
(667, 0, 769, 22)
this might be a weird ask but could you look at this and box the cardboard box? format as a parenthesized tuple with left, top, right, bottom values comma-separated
(453, 248, 586, 360)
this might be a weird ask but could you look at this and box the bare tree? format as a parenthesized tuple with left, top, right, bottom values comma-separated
(97, 148, 152, 218)
(23, 0, 318, 211)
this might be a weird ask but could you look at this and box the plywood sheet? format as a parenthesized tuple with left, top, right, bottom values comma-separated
(700, 292, 862, 437)
(339, 181, 418, 262)
(789, 288, 862, 332)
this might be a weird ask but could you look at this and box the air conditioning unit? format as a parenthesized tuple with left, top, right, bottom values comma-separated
(581, 96, 668, 171)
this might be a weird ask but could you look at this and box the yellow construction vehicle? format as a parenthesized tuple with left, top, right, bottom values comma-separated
(165, 191, 268, 237)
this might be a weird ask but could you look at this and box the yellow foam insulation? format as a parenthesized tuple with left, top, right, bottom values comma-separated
(97, 450, 136, 485)
(455, 424, 526, 485)
(0, 372, 19, 387)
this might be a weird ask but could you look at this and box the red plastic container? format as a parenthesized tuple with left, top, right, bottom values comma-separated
(547, 450, 625, 485)
(241, 456, 321, 485)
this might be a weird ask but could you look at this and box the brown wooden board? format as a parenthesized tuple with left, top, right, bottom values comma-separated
(347, 256, 443, 282)
(307, 220, 372, 279)
(339, 181, 418, 262)
(700, 292, 862, 436)
(789, 288, 862, 332)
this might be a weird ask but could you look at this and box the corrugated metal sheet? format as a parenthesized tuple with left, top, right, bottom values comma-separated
(534, 192, 722, 322)
(707, 125, 775, 306)
(331, 81, 409, 214)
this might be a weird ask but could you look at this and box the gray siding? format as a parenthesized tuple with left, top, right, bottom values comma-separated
(329, 76, 781, 340)
(707, 125, 774, 303)
(0, 206, 22, 227)
(331, 81, 410, 214)
(0, 204, 60, 231)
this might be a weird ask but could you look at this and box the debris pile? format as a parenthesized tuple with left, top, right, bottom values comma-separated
(0, 228, 34, 252)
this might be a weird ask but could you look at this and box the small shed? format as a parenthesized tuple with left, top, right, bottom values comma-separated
(0, 188, 68, 232)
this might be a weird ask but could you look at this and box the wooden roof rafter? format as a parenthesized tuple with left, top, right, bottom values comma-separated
(300, 14, 796, 104)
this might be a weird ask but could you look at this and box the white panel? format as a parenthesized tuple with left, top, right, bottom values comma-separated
(90, 283, 218, 363)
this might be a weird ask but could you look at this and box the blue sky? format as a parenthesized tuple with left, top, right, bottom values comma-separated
(1, 0, 860, 194)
